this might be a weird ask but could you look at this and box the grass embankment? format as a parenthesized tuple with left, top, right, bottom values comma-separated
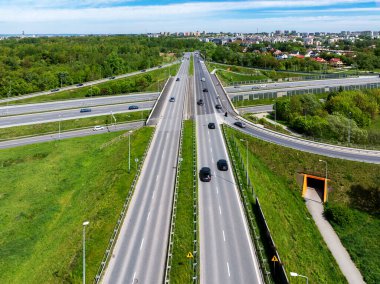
(0, 127, 154, 283)
(170, 120, 196, 283)
(0, 110, 150, 141)
(206, 62, 306, 85)
(224, 126, 380, 283)
(189, 54, 194, 76)
(3, 64, 180, 105)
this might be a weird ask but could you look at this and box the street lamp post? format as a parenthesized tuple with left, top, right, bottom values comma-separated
(240, 139, 248, 186)
(128, 130, 133, 173)
(82, 221, 90, 284)
(348, 111, 352, 145)
(290, 272, 308, 284)
(59, 115, 62, 140)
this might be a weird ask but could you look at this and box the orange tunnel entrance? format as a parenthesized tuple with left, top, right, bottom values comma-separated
(302, 174, 328, 203)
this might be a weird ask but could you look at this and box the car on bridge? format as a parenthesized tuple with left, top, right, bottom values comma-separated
(199, 167, 211, 182)
(234, 121, 246, 128)
(129, 105, 139, 110)
(217, 159, 228, 171)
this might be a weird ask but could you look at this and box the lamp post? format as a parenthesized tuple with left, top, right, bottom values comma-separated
(82, 221, 90, 284)
(128, 130, 133, 173)
(240, 139, 248, 186)
(348, 111, 352, 145)
(58, 115, 62, 140)
(290, 272, 308, 284)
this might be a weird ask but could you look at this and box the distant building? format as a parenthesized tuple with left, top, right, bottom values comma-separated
(329, 58, 344, 67)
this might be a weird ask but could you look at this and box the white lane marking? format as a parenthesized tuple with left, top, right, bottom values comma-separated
(156, 175, 159, 181)
(227, 262, 231, 277)
(212, 157, 214, 163)
(219, 205, 222, 215)
(147, 210, 151, 220)
(216, 187, 219, 194)
(140, 238, 144, 250)
(152, 190, 156, 199)
(223, 230, 226, 242)
(210, 148, 213, 154)
(132, 272, 136, 284)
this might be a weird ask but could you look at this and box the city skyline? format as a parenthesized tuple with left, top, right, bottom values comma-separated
(0, 0, 380, 34)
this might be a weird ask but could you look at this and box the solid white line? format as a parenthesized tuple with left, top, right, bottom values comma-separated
(156, 175, 159, 181)
(223, 230, 226, 242)
(132, 272, 136, 284)
(216, 187, 219, 194)
(152, 190, 156, 199)
(219, 205, 222, 215)
(147, 211, 151, 220)
(227, 262, 231, 277)
(140, 238, 144, 250)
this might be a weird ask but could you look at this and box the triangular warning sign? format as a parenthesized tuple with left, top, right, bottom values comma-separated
(187, 252, 194, 259)
(271, 255, 278, 262)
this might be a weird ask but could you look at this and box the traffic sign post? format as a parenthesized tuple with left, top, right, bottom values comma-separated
(271, 255, 279, 276)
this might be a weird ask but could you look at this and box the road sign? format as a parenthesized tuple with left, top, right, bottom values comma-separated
(271, 255, 278, 262)
(186, 252, 193, 259)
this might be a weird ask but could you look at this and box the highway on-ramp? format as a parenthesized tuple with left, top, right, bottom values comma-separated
(101, 55, 190, 283)
(195, 54, 263, 284)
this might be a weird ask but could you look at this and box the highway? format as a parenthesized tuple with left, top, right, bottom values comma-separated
(0, 93, 158, 116)
(101, 54, 189, 283)
(0, 61, 178, 104)
(194, 54, 263, 283)
(0, 101, 154, 128)
(238, 104, 273, 114)
(0, 121, 143, 149)
(226, 75, 380, 94)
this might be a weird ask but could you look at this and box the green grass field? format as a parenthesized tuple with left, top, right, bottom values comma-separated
(170, 120, 196, 283)
(3, 64, 180, 105)
(0, 127, 154, 283)
(0, 110, 150, 141)
(224, 126, 380, 283)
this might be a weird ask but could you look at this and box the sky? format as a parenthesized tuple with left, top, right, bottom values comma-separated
(0, 0, 380, 34)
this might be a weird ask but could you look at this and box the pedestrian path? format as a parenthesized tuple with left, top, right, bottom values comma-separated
(305, 188, 365, 284)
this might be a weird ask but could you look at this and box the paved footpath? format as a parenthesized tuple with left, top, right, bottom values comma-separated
(305, 188, 365, 284)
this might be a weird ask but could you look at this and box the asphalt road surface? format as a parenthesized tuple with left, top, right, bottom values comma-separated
(238, 105, 273, 114)
(0, 61, 178, 104)
(101, 54, 190, 283)
(194, 54, 263, 284)
(0, 101, 154, 128)
(0, 92, 158, 116)
(0, 122, 144, 149)
(226, 75, 380, 94)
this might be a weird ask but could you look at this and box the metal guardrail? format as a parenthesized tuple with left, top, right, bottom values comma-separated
(93, 126, 157, 283)
(191, 121, 199, 283)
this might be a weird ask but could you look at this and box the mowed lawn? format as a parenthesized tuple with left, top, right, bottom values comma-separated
(0, 127, 154, 283)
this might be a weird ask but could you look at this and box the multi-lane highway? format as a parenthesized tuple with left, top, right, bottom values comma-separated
(226, 75, 380, 94)
(194, 54, 263, 283)
(0, 61, 178, 104)
(0, 92, 158, 116)
(101, 55, 189, 283)
(0, 101, 154, 128)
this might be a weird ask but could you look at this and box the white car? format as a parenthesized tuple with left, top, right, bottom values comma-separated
(93, 126, 105, 131)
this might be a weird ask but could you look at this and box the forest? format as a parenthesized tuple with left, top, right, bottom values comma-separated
(274, 89, 380, 145)
(0, 35, 203, 97)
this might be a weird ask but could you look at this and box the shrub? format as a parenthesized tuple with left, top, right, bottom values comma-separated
(324, 204, 353, 227)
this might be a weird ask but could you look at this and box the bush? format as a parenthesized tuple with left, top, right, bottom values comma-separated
(324, 204, 353, 227)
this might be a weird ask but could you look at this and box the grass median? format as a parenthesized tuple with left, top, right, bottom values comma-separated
(170, 120, 196, 283)
(0, 110, 150, 141)
(189, 55, 194, 76)
(3, 64, 180, 105)
(0, 126, 154, 283)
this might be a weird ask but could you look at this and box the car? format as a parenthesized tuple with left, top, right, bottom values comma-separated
(76, 83, 84, 87)
(215, 104, 222, 109)
(141, 69, 146, 72)
(217, 159, 228, 171)
(201, 77, 205, 82)
(158, 65, 162, 68)
(129, 105, 139, 110)
(80, 108, 91, 113)
(197, 99, 204, 106)
(199, 167, 211, 182)
(234, 121, 246, 128)
(203, 88, 208, 92)
(93, 125, 104, 131)
(169, 97, 175, 102)
(176, 78, 180, 81)
(208, 122, 215, 129)
(109, 76, 116, 80)
(260, 84, 267, 88)
(50, 88, 60, 92)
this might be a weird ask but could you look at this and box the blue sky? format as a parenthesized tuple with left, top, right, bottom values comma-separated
(0, 0, 379, 34)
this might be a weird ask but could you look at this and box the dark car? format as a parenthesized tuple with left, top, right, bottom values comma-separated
(128, 105, 139, 110)
(158, 65, 162, 68)
(217, 159, 228, 171)
(176, 78, 180, 81)
(208, 122, 215, 129)
(80, 108, 91, 113)
(169, 97, 175, 102)
(203, 88, 208, 92)
(197, 99, 204, 106)
(141, 69, 146, 72)
(199, 167, 211, 182)
(215, 104, 222, 109)
(109, 76, 116, 80)
(50, 88, 60, 92)
(76, 83, 84, 87)
(234, 121, 246, 128)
